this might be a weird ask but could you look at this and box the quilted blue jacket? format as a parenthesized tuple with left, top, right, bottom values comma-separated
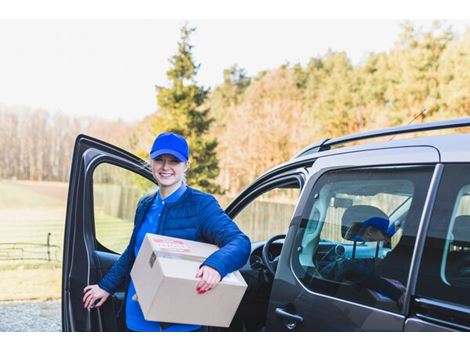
(98, 186, 251, 295)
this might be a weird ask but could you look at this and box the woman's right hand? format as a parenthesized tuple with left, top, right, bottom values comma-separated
(83, 284, 110, 309)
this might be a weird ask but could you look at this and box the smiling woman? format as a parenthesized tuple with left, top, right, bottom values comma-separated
(80, 132, 251, 332)
(151, 156, 187, 187)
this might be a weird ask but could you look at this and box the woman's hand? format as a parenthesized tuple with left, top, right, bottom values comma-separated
(195, 266, 221, 294)
(83, 284, 110, 309)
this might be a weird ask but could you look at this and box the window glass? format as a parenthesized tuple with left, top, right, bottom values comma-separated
(93, 163, 156, 254)
(417, 164, 470, 307)
(234, 182, 300, 242)
(292, 165, 434, 313)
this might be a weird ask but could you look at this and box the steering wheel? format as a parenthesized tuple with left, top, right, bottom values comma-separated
(262, 234, 286, 276)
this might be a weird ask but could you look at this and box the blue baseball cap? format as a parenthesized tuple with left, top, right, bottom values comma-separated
(149, 132, 189, 161)
(347, 217, 395, 242)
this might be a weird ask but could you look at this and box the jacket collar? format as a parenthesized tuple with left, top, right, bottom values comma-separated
(135, 186, 194, 232)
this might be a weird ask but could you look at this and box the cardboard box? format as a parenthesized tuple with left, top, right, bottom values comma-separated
(130, 233, 248, 328)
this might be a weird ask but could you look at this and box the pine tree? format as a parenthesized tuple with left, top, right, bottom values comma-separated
(155, 24, 221, 193)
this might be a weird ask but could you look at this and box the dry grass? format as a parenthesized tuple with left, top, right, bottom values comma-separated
(0, 181, 66, 301)
(0, 266, 62, 301)
(0, 180, 134, 301)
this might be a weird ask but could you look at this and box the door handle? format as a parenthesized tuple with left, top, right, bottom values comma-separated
(275, 308, 303, 330)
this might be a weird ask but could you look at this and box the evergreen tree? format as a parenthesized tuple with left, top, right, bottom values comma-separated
(385, 22, 453, 124)
(304, 51, 359, 137)
(155, 24, 220, 193)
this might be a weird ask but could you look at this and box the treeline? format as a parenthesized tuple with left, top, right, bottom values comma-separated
(0, 106, 134, 181)
(206, 22, 470, 195)
(2, 22, 470, 194)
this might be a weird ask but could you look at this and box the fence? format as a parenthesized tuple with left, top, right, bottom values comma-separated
(0, 232, 60, 263)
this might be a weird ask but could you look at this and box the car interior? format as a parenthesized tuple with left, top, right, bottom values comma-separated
(445, 215, 470, 287)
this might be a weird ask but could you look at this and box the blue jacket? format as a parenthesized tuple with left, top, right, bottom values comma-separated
(98, 186, 251, 296)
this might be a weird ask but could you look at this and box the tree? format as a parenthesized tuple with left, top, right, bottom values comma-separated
(154, 24, 220, 193)
(438, 27, 470, 116)
(210, 67, 307, 195)
(302, 51, 362, 137)
(385, 22, 454, 124)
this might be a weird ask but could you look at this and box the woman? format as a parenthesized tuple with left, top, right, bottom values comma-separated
(82, 132, 251, 332)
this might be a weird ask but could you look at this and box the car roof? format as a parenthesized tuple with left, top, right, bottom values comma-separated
(291, 117, 470, 164)
(292, 133, 470, 163)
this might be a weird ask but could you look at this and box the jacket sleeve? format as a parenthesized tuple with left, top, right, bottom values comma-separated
(97, 196, 145, 294)
(199, 196, 251, 278)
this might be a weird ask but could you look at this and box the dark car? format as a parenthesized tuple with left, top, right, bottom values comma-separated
(62, 118, 470, 331)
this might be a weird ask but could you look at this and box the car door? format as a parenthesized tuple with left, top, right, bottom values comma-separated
(62, 135, 157, 332)
(405, 163, 470, 331)
(266, 146, 441, 331)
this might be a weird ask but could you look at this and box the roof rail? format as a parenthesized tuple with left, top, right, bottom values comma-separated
(293, 117, 470, 159)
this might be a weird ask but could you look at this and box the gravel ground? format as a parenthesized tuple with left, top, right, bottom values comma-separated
(0, 300, 61, 332)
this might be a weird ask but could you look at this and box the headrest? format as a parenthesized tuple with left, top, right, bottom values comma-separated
(452, 215, 470, 247)
(341, 205, 395, 242)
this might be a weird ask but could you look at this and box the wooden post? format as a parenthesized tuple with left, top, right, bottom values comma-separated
(47, 232, 51, 262)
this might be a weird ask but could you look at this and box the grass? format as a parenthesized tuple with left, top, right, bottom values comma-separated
(0, 181, 67, 300)
(0, 180, 136, 301)
(0, 266, 62, 301)
(0, 181, 65, 209)
(94, 211, 134, 254)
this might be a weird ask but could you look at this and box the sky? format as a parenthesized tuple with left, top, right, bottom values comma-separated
(0, 2, 469, 122)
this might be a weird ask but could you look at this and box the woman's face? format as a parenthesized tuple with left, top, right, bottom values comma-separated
(151, 155, 188, 189)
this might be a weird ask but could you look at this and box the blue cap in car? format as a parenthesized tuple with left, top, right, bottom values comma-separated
(347, 217, 395, 242)
(149, 132, 189, 162)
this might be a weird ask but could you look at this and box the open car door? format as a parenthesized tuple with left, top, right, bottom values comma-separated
(62, 135, 157, 331)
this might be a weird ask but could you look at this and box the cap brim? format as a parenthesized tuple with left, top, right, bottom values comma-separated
(150, 149, 187, 161)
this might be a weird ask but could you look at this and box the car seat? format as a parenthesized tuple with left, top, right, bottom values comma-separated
(446, 215, 470, 287)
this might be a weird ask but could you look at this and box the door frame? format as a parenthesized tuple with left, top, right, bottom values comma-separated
(62, 135, 155, 331)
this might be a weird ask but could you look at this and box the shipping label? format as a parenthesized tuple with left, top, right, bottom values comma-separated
(152, 238, 191, 253)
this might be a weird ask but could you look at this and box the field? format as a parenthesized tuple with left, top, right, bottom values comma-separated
(0, 181, 66, 300)
(0, 180, 134, 301)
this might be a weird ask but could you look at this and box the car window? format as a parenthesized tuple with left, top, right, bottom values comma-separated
(233, 181, 301, 242)
(292, 165, 434, 313)
(93, 162, 156, 254)
(416, 164, 470, 308)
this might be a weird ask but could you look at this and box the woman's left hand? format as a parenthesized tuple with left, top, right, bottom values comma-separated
(195, 265, 221, 294)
